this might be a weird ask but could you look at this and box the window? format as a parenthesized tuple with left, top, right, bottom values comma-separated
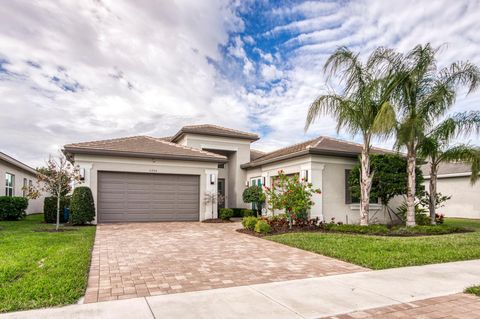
(218, 163, 225, 169)
(345, 170, 379, 204)
(23, 178, 27, 197)
(344, 170, 359, 204)
(5, 173, 14, 197)
(250, 177, 262, 187)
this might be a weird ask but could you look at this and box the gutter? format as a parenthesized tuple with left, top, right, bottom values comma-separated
(63, 147, 228, 163)
(424, 172, 473, 179)
(0, 152, 38, 175)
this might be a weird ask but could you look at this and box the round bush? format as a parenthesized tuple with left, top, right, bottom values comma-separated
(219, 208, 234, 220)
(44, 196, 70, 223)
(0, 196, 28, 220)
(242, 216, 258, 230)
(70, 187, 95, 225)
(254, 219, 271, 235)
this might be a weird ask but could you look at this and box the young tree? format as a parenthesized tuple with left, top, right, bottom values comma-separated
(418, 111, 480, 224)
(371, 44, 480, 226)
(305, 47, 395, 225)
(25, 154, 80, 231)
(242, 185, 266, 216)
(264, 171, 321, 229)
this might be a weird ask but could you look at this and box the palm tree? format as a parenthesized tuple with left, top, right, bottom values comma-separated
(418, 111, 480, 224)
(370, 44, 480, 226)
(305, 47, 394, 226)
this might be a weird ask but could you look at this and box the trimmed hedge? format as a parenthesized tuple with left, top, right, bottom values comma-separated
(324, 223, 470, 236)
(70, 187, 95, 225)
(219, 208, 234, 220)
(44, 196, 70, 224)
(0, 196, 28, 220)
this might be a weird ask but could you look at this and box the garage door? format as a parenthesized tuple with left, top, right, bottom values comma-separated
(97, 172, 200, 222)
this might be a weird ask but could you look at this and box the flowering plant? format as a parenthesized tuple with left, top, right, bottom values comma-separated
(264, 170, 321, 228)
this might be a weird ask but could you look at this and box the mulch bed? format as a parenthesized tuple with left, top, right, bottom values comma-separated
(202, 218, 234, 223)
(237, 226, 472, 237)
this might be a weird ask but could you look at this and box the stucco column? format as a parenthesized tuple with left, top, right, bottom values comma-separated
(204, 169, 219, 220)
(309, 163, 325, 221)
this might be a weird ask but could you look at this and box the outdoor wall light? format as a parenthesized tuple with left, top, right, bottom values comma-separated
(262, 176, 266, 185)
(79, 168, 85, 181)
(245, 181, 249, 187)
(210, 174, 215, 185)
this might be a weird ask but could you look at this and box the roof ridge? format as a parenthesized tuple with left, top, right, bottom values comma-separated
(319, 136, 394, 153)
(182, 124, 258, 137)
(65, 135, 146, 147)
(250, 136, 322, 162)
(145, 136, 226, 159)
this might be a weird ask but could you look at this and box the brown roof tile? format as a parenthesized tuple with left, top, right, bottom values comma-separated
(422, 162, 472, 177)
(242, 136, 395, 168)
(64, 136, 227, 162)
(171, 124, 259, 142)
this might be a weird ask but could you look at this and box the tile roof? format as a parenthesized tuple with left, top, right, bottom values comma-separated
(171, 124, 259, 142)
(250, 149, 266, 161)
(421, 161, 473, 177)
(64, 136, 227, 162)
(0, 152, 37, 175)
(242, 136, 395, 168)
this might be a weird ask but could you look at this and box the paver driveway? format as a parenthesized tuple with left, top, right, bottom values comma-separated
(84, 222, 365, 303)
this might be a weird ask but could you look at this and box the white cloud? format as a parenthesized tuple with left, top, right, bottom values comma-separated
(1, 0, 480, 167)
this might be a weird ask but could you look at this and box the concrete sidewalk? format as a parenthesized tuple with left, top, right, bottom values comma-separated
(2, 259, 480, 319)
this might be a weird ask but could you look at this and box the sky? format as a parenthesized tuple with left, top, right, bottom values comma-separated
(1, 0, 480, 167)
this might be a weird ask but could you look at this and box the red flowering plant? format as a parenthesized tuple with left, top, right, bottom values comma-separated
(264, 170, 321, 229)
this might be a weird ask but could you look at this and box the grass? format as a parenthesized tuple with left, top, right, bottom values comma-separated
(266, 218, 480, 270)
(0, 214, 96, 313)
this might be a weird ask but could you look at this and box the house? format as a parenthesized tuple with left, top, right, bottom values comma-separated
(63, 124, 395, 224)
(422, 162, 480, 219)
(0, 152, 44, 214)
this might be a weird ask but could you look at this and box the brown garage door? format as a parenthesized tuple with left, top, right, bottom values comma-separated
(97, 172, 200, 222)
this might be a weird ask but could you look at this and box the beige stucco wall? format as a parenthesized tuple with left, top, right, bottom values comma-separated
(0, 159, 44, 214)
(181, 134, 252, 209)
(245, 154, 399, 224)
(74, 154, 219, 223)
(424, 175, 480, 219)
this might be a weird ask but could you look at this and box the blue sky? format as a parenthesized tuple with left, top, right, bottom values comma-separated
(1, 0, 479, 166)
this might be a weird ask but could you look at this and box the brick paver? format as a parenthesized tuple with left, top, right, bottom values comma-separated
(322, 293, 480, 319)
(84, 222, 365, 303)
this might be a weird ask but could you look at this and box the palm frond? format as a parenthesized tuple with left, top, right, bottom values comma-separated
(305, 94, 353, 132)
(440, 145, 480, 184)
(323, 47, 368, 94)
(430, 111, 480, 142)
(440, 61, 480, 94)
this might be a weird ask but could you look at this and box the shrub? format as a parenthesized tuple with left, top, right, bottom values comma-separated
(44, 196, 70, 223)
(0, 196, 28, 220)
(231, 208, 244, 217)
(241, 209, 255, 217)
(70, 187, 95, 225)
(219, 208, 234, 220)
(254, 219, 271, 234)
(242, 216, 258, 231)
(325, 224, 390, 235)
(389, 225, 469, 236)
(397, 202, 430, 225)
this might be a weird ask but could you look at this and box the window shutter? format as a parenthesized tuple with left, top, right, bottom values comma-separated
(345, 169, 352, 204)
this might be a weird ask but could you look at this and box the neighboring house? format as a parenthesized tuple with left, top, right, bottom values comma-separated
(63, 124, 396, 224)
(0, 152, 44, 214)
(422, 162, 480, 219)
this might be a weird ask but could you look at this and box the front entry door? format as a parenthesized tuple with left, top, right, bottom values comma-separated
(217, 178, 225, 210)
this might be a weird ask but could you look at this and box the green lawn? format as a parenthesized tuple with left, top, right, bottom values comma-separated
(0, 214, 96, 313)
(266, 218, 480, 270)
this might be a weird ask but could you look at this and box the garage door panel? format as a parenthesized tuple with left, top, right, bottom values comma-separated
(98, 172, 200, 222)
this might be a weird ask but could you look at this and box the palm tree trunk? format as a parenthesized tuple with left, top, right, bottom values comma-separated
(406, 147, 416, 227)
(429, 163, 438, 225)
(359, 145, 372, 226)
